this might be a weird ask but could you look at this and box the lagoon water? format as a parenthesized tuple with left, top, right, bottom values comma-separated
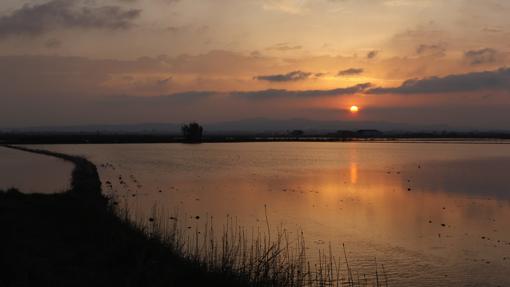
(39, 142, 510, 286)
(0, 146, 72, 193)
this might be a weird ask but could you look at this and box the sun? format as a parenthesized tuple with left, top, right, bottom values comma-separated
(350, 105, 360, 113)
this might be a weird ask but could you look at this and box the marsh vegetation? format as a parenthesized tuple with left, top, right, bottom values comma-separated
(1, 145, 386, 287)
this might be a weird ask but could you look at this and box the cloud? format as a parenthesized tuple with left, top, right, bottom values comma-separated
(464, 48, 500, 66)
(254, 70, 312, 82)
(337, 68, 364, 76)
(366, 50, 379, 59)
(368, 68, 510, 94)
(416, 43, 446, 57)
(266, 42, 302, 51)
(0, 0, 141, 38)
(233, 83, 372, 99)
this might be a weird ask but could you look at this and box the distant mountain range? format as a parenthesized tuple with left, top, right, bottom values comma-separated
(1, 118, 458, 134)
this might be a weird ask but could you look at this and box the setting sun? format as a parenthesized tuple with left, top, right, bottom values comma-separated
(350, 105, 360, 113)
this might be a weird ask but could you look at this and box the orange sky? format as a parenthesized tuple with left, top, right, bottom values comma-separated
(1, 0, 510, 129)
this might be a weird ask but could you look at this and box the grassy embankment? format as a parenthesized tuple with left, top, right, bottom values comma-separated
(0, 145, 387, 287)
(0, 145, 250, 287)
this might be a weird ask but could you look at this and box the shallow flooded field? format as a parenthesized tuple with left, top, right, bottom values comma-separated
(0, 146, 72, 193)
(38, 142, 510, 286)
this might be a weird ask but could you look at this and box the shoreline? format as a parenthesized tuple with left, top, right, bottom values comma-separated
(0, 145, 390, 286)
(3, 138, 510, 146)
(0, 145, 247, 287)
(4, 145, 105, 202)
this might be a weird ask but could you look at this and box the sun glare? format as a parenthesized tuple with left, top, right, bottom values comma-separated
(350, 105, 360, 113)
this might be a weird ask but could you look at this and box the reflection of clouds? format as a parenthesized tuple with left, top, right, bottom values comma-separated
(401, 157, 510, 199)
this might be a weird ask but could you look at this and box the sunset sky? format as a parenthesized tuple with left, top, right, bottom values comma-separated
(1, 0, 510, 129)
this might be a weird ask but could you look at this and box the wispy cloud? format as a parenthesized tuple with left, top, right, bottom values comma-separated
(416, 43, 446, 57)
(464, 48, 501, 66)
(254, 70, 312, 82)
(337, 68, 364, 76)
(266, 42, 302, 51)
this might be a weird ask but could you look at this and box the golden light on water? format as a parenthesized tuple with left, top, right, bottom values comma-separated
(350, 162, 358, 184)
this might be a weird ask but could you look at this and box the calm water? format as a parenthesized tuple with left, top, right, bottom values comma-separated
(0, 146, 72, 193)
(38, 142, 510, 286)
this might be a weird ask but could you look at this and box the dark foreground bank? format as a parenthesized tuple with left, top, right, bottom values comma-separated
(0, 145, 245, 287)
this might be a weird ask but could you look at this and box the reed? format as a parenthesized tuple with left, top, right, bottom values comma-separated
(1, 144, 390, 287)
(114, 203, 389, 287)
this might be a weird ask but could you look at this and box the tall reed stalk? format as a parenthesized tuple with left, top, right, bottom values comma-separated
(114, 202, 389, 287)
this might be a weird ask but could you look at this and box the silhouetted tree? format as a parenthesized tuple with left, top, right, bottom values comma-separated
(181, 122, 204, 143)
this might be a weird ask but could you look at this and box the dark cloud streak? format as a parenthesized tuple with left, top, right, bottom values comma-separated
(368, 68, 510, 94)
(233, 83, 372, 100)
(464, 48, 500, 66)
(254, 70, 312, 82)
(337, 68, 364, 76)
(0, 0, 141, 38)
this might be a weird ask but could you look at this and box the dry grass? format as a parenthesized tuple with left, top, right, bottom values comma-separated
(2, 144, 390, 287)
(117, 204, 390, 287)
